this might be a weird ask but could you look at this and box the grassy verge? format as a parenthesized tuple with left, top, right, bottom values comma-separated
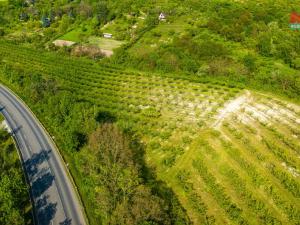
(0, 115, 33, 225)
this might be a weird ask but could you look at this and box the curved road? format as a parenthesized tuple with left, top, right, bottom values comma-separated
(0, 84, 86, 225)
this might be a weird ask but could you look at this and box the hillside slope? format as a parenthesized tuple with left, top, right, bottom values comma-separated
(0, 0, 299, 100)
(0, 1, 300, 224)
(0, 42, 299, 224)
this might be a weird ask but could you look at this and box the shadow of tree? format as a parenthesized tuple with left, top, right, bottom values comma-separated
(129, 137, 191, 224)
(25, 150, 51, 179)
(36, 195, 48, 209)
(11, 125, 22, 135)
(36, 196, 57, 225)
(95, 110, 116, 124)
(59, 218, 72, 225)
(31, 172, 55, 198)
(24, 150, 59, 225)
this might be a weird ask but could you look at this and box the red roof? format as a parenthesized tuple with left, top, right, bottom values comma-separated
(290, 12, 300, 23)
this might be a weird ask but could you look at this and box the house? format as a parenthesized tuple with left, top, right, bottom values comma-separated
(103, 33, 113, 38)
(159, 13, 166, 21)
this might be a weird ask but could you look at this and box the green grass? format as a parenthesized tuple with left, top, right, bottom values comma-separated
(101, 16, 146, 41)
(88, 36, 124, 50)
(101, 19, 128, 35)
(59, 25, 93, 42)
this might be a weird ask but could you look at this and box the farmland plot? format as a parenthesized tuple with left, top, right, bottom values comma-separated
(0, 41, 299, 225)
(167, 92, 300, 224)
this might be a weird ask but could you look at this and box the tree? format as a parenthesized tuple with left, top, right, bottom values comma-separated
(257, 32, 272, 56)
(292, 58, 300, 69)
(95, 1, 109, 25)
(0, 28, 4, 36)
(41, 15, 50, 28)
(19, 12, 29, 21)
(85, 123, 185, 224)
(145, 14, 159, 27)
(8, 0, 23, 8)
(243, 54, 257, 72)
(59, 15, 72, 33)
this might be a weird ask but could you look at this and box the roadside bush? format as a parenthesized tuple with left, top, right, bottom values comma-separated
(0, 28, 4, 36)
(243, 54, 257, 72)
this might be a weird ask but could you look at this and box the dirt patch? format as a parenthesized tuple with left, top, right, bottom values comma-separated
(281, 162, 300, 177)
(1, 120, 11, 133)
(213, 91, 251, 128)
(52, 40, 76, 47)
(100, 49, 113, 57)
(72, 45, 105, 59)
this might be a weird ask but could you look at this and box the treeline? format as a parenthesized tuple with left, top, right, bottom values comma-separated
(1, 0, 114, 43)
(108, 0, 300, 101)
(205, 1, 300, 63)
(0, 125, 32, 225)
(111, 28, 300, 100)
(0, 0, 169, 43)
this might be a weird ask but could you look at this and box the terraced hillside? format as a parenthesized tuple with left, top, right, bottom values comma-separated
(0, 41, 299, 224)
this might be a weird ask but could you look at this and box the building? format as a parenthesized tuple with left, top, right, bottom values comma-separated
(159, 13, 166, 21)
(103, 33, 113, 38)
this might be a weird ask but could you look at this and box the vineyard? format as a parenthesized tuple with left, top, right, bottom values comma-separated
(0, 40, 299, 225)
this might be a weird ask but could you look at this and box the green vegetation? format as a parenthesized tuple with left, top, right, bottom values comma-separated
(60, 26, 94, 43)
(0, 0, 298, 99)
(88, 37, 124, 50)
(0, 1, 300, 225)
(0, 41, 193, 225)
(0, 117, 32, 225)
(77, 123, 189, 225)
(0, 41, 299, 225)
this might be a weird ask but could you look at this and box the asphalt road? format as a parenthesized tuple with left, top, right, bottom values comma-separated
(0, 84, 86, 225)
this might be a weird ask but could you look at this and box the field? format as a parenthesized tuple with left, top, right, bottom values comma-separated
(59, 26, 94, 42)
(88, 36, 124, 50)
(100, 14, 146, 41)
(59, 25, 124, 51)
(0, 41, 299, 224)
